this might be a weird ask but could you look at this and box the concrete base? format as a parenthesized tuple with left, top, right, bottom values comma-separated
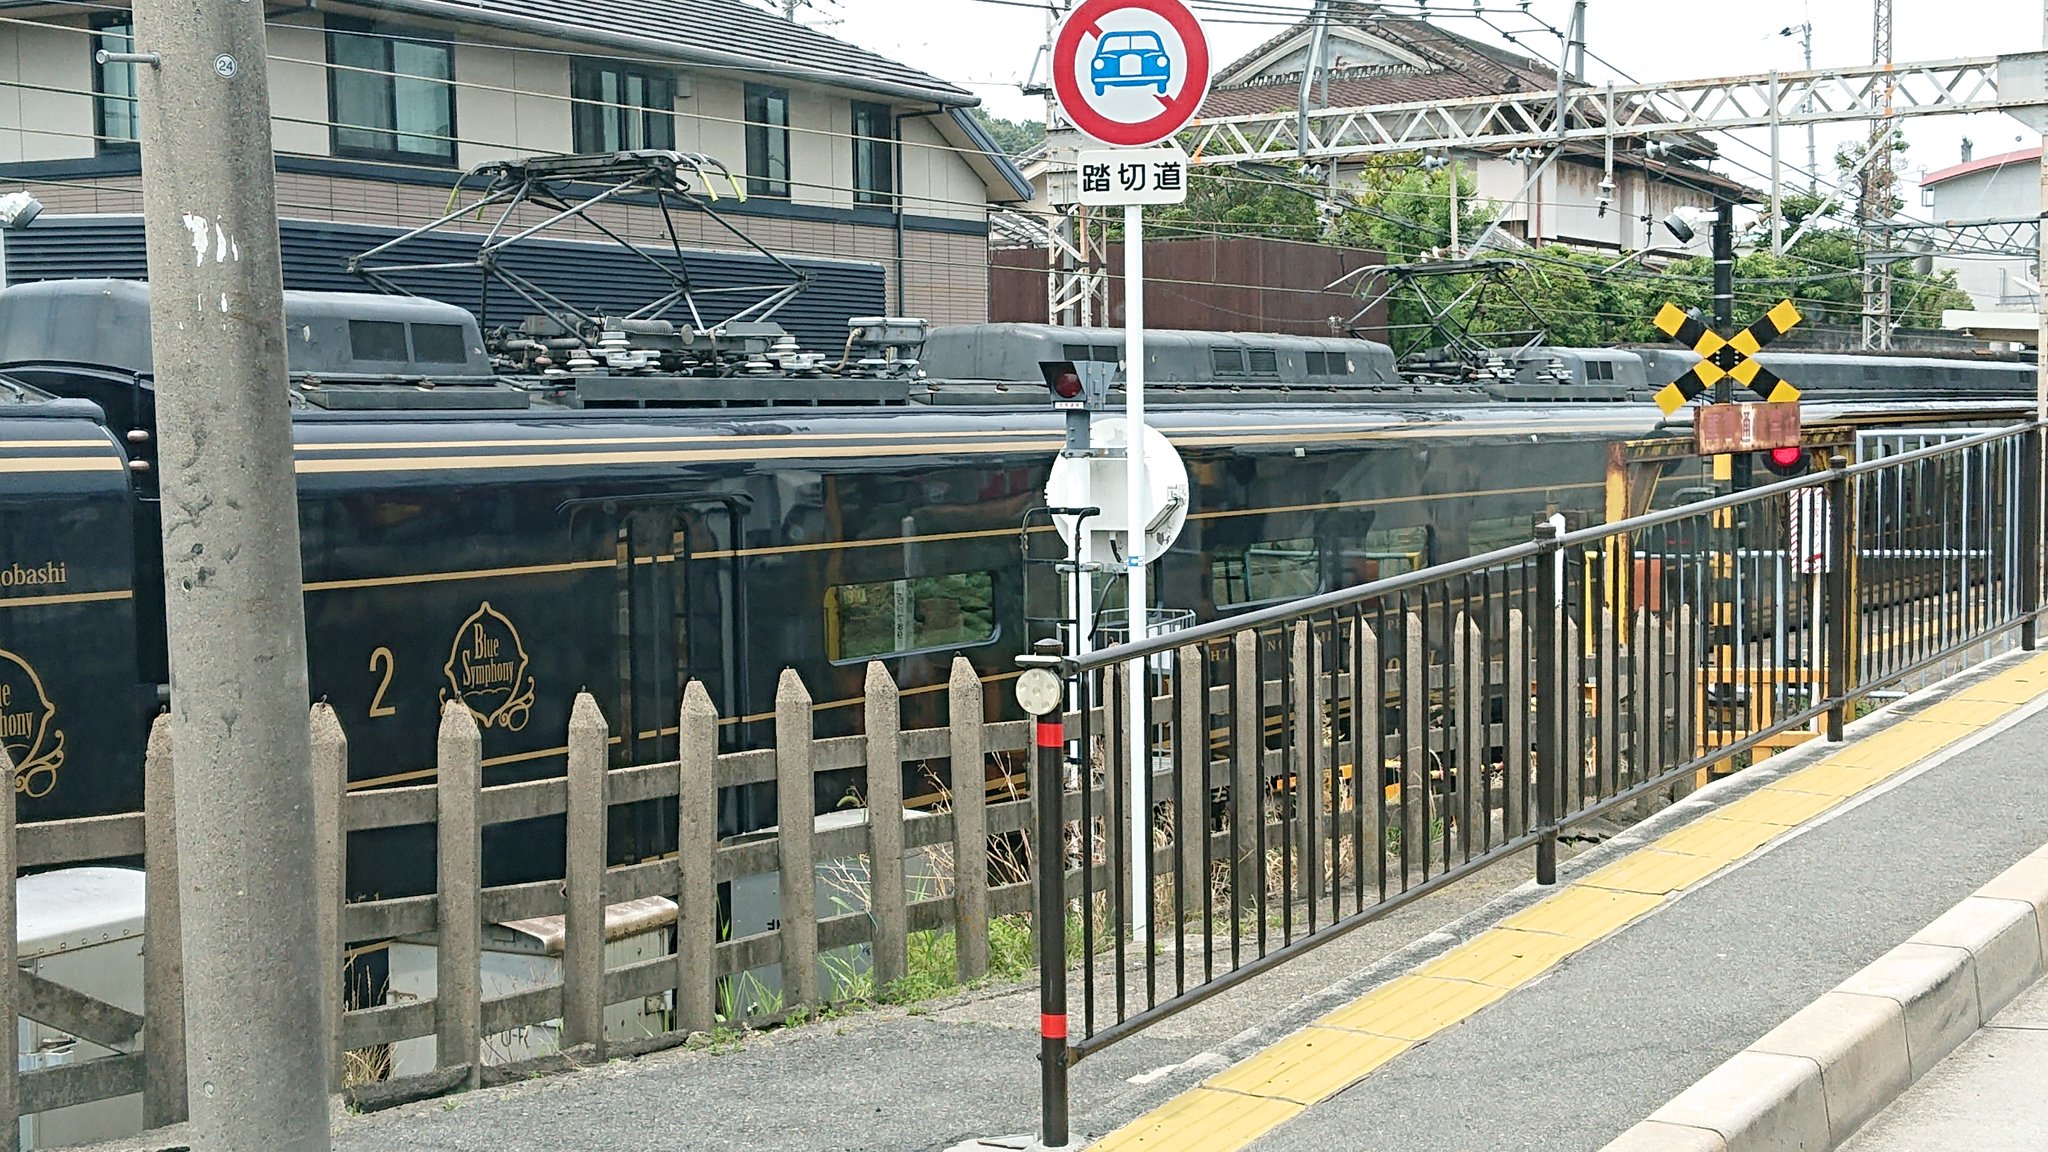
(943, 1137, 1076, 1152)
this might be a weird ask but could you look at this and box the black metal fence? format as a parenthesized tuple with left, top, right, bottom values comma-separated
(1021, 422, 2045, 1144)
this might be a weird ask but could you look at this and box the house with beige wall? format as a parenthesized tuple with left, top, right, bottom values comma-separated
(0, 0, 1028, 325)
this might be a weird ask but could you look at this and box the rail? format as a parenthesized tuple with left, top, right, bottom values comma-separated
(1020, 421, 2046, 1146)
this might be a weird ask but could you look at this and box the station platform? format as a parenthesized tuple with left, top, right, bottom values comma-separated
(1088, 648, 2048, 1152)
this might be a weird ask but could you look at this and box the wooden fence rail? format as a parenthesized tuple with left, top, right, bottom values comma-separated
(2, 636, 1642, 1139)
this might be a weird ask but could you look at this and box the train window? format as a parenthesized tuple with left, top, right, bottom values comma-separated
(1468, 516, 1532, 554)
(411, 323, 468, 364)
(1305, 351, 1341, 376)
(824, 571, 997, 661)
(1212, 537, 1318, 606)
(349, 320, 409, 362)
(1211, 347, 1246, 378)
(1062, 344, 1118, 364)
(1247, 349, 1279, 378)
(1586, 360, 1615, 381)
(1332, 527, 1428, 582)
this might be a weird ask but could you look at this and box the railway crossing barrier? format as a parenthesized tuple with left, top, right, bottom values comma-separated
(1017, 420, 2047, 1146)
(0, 424, 2042, 1150)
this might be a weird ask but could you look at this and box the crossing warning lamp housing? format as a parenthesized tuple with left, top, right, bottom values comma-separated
(1038, 360, 1114, 412)
(1761, 444, 1809, 478)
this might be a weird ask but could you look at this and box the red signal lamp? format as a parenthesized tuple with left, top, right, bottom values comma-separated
(1762, 444, 1808, 477)
(1053, 371, 1084, 400)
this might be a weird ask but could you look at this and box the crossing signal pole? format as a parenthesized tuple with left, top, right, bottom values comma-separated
(129, 0, 333, 1145)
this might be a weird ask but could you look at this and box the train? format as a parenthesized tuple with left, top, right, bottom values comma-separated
(0, 276, 2034, 902)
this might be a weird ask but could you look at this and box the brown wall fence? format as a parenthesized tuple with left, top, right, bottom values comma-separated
(990, 236, 1389, 339)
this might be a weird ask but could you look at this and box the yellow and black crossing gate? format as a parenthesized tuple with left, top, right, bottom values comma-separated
(1654, 299, 1804, 416)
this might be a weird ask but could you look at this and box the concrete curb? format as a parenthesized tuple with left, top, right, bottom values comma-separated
(1598, 841, 2048, 1152)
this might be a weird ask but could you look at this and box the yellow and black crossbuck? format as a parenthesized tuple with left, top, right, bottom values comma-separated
(1652, 299, 1803, 416)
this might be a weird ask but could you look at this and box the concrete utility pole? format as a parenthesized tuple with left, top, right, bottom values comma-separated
(129, 0, 332, 1146)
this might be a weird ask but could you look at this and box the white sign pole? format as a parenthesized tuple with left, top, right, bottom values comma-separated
(1048, 0, 1209, 953)
(1124, 202, 1150, 940)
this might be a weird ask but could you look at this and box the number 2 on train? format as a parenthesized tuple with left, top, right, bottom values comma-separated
(368, 646, 398, 718)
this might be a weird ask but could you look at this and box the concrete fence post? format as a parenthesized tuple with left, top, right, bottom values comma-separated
(1505, 607, 1528, 837)
(863, 662, 907, 996)
(436, 702, 482, 1087)
(1230, 630, 1261, 916)
(675, 682, 718, 1036)
(1355, 620, 1384, 894)
(1290, 621, 1315, 908)
(1402, 611, 1425, 860)
(775, 670, 820, 1010)
(309, 705, 346, 1095)
(1459, 613, 1484, 856)
(948, 657, 989, 983)
(140, 716, 185, 1126)
(1176, 644, 1205, 937)
(563, 693, 609, 1055)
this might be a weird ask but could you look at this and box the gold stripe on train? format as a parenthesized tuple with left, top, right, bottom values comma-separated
(292, 418, 1440, 455)
(307, 477, 1613, 594)
(0, 439, 117, 449)
(293, 419, 1640, 476)
(0, 588, 133, 611)
(0, 456, 125, 474)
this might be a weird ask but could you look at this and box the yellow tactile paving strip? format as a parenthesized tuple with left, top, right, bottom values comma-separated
(1086, 651, 2048, 1151)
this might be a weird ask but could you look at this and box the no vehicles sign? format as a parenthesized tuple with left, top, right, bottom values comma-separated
(1051, 0, 1212, 149)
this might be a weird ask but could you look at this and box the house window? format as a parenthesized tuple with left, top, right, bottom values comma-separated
(91, 17, 139, 149)
(326, 16, 455, 164)
(571, 61, 675, 153)
(851, 101, 895, 206)
(744, 84, 790, 198)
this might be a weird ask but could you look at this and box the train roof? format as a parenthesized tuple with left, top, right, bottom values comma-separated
(921, 323, 1404, 393)
(0, 278, 495, 383)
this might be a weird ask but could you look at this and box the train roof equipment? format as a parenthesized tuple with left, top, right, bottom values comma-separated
(0, 277, 930, 411)
(917, 323, 1435, 403)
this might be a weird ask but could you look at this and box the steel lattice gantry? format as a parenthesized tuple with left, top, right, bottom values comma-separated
(1179, 53, 2048, 163)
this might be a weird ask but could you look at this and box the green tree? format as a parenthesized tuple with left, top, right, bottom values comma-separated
(1082, 150, 1971, 354)
(965, 108, 1046, 157)
(1123, 169, 1327, 241)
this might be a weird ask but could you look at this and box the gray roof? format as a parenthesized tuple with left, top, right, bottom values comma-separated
(366, 0, 977, 106)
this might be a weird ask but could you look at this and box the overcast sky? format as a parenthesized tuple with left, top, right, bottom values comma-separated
(782, 0, 2047, 203)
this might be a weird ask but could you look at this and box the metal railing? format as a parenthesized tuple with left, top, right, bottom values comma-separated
(1021, 421, 2046, 1145)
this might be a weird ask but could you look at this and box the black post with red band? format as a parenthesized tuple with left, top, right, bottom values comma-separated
(1029, 645, 1072, 1147)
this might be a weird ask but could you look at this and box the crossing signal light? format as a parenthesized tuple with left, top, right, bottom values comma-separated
(1761, 444, 1808, 477)
(1038, 359, 1111, 411)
